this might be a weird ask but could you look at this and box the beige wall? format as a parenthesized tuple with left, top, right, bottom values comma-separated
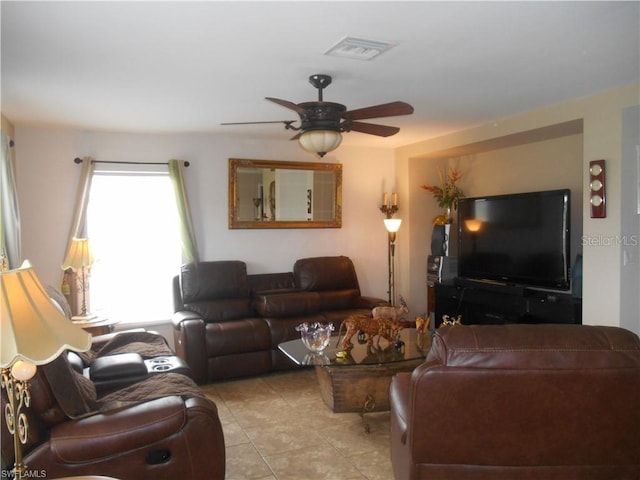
(13, 128, 396, 306)
(396, 83, 640, 327)
(401, 133, 582, 318)
(8, 85, 640, 329)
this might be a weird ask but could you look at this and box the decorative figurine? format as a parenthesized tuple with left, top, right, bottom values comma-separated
(440, 314, 462, 327)
(336, 314, 403, 351)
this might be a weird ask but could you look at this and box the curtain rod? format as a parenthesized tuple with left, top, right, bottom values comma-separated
(73, 157, 190, 167)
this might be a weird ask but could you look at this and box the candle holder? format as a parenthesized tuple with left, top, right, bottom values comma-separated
(380, 192, 399, 218)
(380, 204, 399, 218)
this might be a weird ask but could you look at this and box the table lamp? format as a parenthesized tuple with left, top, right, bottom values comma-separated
(62, 237, 96, 320)
(1, 260, 91, 479)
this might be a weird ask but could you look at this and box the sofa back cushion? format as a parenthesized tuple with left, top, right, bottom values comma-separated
(248, 272, 295, 295)
(293, 256, 360, 292)
(180, 261, 254, 321)
(183, 298, 254, 322)
(427, 324, 640, 370)
(316, 289, 361, 311)
(411, 324, 640, 469)
(181, 261, 250, 301)
(253, 291, 320, 317)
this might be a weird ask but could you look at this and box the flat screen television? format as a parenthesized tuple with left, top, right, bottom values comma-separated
(457, 189, 571, 291)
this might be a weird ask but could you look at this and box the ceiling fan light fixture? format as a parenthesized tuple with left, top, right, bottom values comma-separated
(299, 130, 342, 157)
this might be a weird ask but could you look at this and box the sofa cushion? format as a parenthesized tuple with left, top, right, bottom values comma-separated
(316, 289, 360, 311)
(428, 324, 640, 370)
(253, 291, 320, 317)
(205, 318, 271, 356)
(248, 272, 295, 294)
(180, 261, 249, 302)
(184, 298, 254, 322)
(293, 256, 360, 292)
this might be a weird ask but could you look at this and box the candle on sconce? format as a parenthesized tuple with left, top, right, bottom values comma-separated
(392, 193, 398, 206)
(383, 192, 388, 207)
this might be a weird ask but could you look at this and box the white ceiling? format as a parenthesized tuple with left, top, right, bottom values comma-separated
(2, 1, 639, 149)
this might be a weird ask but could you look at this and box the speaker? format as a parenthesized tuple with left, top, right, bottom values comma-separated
(572, 254, 583, 298)
(427, 255, 458, 286)
(431, 224, 451, 256)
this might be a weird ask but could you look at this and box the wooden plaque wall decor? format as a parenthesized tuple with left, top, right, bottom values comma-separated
(589, 159, 606, 218)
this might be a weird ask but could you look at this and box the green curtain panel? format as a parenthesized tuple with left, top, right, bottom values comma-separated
(168, 159, 199, 264)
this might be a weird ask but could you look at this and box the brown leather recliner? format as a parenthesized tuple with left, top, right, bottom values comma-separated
(390, 324, 640, 480)
(1, 348, 225, 480)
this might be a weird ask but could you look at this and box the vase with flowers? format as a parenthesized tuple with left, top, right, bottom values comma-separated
(420, 167, 464, 225)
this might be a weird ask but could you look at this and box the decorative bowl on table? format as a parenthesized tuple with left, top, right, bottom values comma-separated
(295, 322, 335, 353)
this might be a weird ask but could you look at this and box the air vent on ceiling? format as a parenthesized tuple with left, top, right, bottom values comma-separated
(325, 37, 395, 61)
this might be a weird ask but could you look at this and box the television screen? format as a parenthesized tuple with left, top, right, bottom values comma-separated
(457, 189, 571, 291)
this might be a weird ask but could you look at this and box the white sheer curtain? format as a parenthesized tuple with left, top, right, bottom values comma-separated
(61, 156, 94, 313)
(65, 156, 95, 249)
(0, 132, 21, 269)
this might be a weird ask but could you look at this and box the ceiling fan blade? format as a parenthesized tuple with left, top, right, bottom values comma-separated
(347, 122, 400, 137)
(289, 132, 303, 140)
(265, 97, 308, 115)
(221, 120, 296, 125)
(343, 101, 414, 121)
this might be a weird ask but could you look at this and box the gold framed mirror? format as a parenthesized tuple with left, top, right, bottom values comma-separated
(229, 158, 342, 229)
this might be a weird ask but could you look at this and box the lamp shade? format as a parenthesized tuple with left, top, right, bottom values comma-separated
(299, 130, 342, 157)
(62, 237, 94, 271)
(1, 260, 91, 367)
(464, 219, 483, 232)
(384, 218, 402, 233)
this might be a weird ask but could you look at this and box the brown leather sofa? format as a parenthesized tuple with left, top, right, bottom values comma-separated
(172, 255, 388, 383)
(389, 324, 640, 480)
(1, 331, 225, 480)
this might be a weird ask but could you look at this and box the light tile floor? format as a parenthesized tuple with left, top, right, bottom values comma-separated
(200, 369, 394, 480)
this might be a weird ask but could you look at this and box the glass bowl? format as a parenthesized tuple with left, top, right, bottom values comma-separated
(295, 322, 335, 353)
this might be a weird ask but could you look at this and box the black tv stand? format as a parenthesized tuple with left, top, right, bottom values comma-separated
(434, 281, 581, 327)
(454, 277, 527, 297)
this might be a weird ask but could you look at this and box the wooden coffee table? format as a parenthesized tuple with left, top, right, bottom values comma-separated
(279, 328, 432, 415)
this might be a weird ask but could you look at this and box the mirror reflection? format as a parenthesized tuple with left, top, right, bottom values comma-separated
(229, 158, 342, 229)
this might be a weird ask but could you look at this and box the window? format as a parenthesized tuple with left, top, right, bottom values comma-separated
(86, 166, 182, 324)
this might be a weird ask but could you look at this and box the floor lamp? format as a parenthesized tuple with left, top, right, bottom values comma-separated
(1, 260, 91, 479)
(383, 218, 402, 306)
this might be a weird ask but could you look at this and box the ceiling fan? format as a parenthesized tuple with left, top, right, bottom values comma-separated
(222, 74, 414, 157)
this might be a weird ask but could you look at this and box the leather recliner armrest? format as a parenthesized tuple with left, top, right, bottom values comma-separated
(50, 396, 187, 463)
(171, 316, 207, 382)
(390, 373, 411, 445)
(90, 353, 147, 382)
(172, 310, 202, 328)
